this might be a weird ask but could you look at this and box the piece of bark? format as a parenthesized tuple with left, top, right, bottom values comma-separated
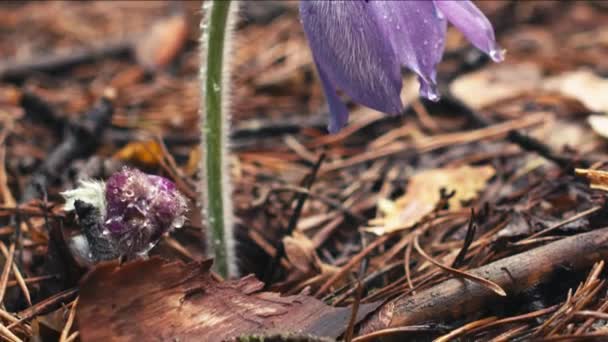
(361, 227, 608, 334)
(77, 257, 378, 342)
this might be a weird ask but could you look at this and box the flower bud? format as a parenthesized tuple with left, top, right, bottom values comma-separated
(62, 167, 188, 262)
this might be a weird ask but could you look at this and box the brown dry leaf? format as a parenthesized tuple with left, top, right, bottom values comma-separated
(112, 140, 163, 166)
(543, 69, 608, 113)
(575, 168, 608, 192)
(134, 14, 189, 70)
(367, 165, 495, 235)
(284, 231, 319, 274)
(282, 231, 346, 293)
(588, 115, 608, 139)
(451, 65, 608, 115)
(450, 63, 543, 109)
(77, 258, 377, 342)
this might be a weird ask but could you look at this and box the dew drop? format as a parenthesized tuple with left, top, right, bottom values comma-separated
(489, 48, 506, 63)
(426, 92, 440, 102)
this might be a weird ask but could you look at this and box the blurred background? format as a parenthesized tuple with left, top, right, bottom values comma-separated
(2, 1, 608, 340)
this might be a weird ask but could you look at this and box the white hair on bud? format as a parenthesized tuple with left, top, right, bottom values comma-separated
(199, 0, 240, 277)
(61, 179, 106, 215)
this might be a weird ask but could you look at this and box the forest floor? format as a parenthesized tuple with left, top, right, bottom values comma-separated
(2, 1, 608, 341)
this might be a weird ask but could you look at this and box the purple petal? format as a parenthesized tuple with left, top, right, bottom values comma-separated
(314, 57, 349, 133)
(433, 0, 504, 62)
(300, 0, 403, 120)
(370, 0, 447, 101)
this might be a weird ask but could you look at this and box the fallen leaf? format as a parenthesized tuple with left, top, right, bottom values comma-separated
(280, 232, 345, 293)
(77, 258, 378, 342)
(543, 69, 608, 113)
(367, 165, 495, 235)
(135, 14, 189, 70)
(588, 115, 608, 139)
(575, 168, 608, 192)
(450, 63, 543, 109)
(283, 231, 319, 274)
(112, 140, 163, 166)
(452, 65, 608, 114)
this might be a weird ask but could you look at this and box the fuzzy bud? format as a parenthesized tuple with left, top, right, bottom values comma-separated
(62, 167, 188, 262)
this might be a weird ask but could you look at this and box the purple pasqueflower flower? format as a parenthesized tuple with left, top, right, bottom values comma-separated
(300, 0, 504, 133)
(62, 167, 188, 261)
(104, 168, 188, 256)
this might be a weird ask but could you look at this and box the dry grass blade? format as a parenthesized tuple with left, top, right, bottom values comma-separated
(533, 262, 605, 337)
(0, 242, 15, 305)
(466, 305, 558, 337)
(574, 310, 608, 320)
(315, 234, 392, 296)
(434, 316, 498, 342)
(65, 332, 79, 342)
(59, 297, 79, 342)
(521, 206, 602, 242)
(0, 322, 21, 342)
(488, 325, 529, 342)
(0, 324, 22, 342)
(413, 235, 507, 297)
(0, 243, 31, 306)
(343, 281, 362, 342)
(352, 326, 444, 342)
(537, 332, 608, 341)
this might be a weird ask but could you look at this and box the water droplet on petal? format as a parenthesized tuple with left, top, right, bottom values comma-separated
(489, 48, 506, 63)
(419, 80, 441, 102)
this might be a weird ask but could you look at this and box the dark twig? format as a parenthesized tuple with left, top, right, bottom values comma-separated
(20, 91, 66, 136)
(22, 94, 115, 201)
(451, 209, 477, 269)
(263, 153, 325, 285)
(360, 227, 608, 334)
(438, 94, 588, 171)
(10, 287, 79, 329)
(0, 41, 132, 82)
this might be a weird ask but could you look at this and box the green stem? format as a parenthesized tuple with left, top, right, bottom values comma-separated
(200, 0, 238, 277)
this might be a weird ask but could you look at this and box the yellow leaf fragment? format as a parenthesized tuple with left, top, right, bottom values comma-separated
(575, 168, 608, 192)
(367, 165, 495, 235)
(113, 140, 163, 166)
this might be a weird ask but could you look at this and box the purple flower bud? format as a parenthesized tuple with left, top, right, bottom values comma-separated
(62, 167, 188, 262)
(104, 168, 188, 256)
(300, 0, 504, 133)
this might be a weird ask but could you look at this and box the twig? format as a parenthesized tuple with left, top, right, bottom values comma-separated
(360, 227, 608, 333)
(441, 94, 588, 170)
(343, 281, 363, 342)
(451, 209, 477, 269)
(263, 153, 325, 284)
(0, 41, 132, 82)
(22, 94, 114, 201)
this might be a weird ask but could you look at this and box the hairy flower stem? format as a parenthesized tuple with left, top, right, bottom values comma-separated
(200, 0, 238, 277)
